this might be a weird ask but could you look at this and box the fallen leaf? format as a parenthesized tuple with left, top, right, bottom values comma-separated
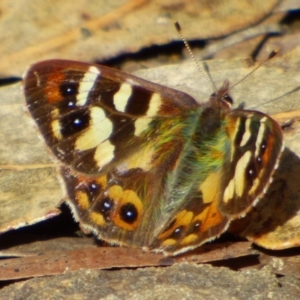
(0, 241, 255, 280)
(0, 0, 280, 75)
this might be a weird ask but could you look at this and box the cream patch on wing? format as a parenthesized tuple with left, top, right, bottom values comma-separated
(115, 144, 155, 173)
(134, 93, 162, 136)
(75, 107, 113, 151)
(255, 116, 267, 158)
(199, 171, 221, 204)
(94, 140, 115, 168)
(76, 66, 100, 106)
(223, 150, 252, 203)
(240, 118, 251, 147)
(113, 83, 132, 112)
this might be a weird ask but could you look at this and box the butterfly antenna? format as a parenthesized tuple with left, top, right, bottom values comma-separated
(231, 50, 278, 89)
(174, 21, 216, 93)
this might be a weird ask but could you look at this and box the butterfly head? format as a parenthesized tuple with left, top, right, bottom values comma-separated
(209, 80, 233, 109)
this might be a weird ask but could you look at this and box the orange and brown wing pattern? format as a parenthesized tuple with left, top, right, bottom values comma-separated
(148, 107, 283, 255)
(61, 166, 152, 247)
(23, 59, 284, 256)
(219, 110, 283, 217)
(24, 59, 198, 175)
(150, 171, 229, 255)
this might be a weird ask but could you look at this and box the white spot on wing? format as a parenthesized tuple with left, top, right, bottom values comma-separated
(76, 66, 100, 106)
(75, 107, 113, 151)
(113, 83, 132, 112)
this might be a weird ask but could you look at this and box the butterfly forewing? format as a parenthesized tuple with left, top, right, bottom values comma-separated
(23, 59, 283, 255)
(24, 60, 198, 175)
(219, 110, 283, 217)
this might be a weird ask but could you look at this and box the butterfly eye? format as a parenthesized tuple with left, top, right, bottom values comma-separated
(222, 94, 233, 107)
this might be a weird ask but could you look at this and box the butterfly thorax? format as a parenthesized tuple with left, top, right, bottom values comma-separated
(147, 100, 230, 232)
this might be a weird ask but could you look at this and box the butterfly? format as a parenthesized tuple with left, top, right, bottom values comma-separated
(23, 59, 283, 255)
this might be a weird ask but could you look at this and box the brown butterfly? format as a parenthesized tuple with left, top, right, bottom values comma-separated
(23, 59, 283, 255)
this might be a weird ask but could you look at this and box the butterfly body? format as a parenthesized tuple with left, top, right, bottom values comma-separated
(23, 60, 283, 255)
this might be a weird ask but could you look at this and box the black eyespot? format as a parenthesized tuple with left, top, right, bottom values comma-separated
(120, 203, 138, 224)
(173, 227, 182, 236)
(170, 226, 185, 239)
(98, 197, 114, 221)
(257, 156, 262, 164)
(67, 101, 76, 108)
(260, 140, 267, 155)
(193, 221, 201, 232)
(60, 109, 90, 137)
(101, 198, 114, 212)
(60, 82, 79, 97)
(256, 139, 267, 165)
(88, 181, 101, 199)
(246, 160, 258, 186)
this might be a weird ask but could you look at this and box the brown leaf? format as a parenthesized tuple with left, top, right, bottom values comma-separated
(0, 0, 280, 75)
(0, 237, 97, 257)
(0, 240, 255, 280)
(0, 84, 61, 234)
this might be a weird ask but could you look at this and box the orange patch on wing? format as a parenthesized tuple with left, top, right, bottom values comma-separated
(225, 115, 238, 137)
(89, 212, 106, 226)
(180, 233, 198, 245)
(109, 185, 143, 231)
(262, 134, 275, 166)
(158, 210, 194, 240)
(75, 190, 90, 210)
(194, 200, 225, 234)
(161, 238, 177, 247)
(44, 72, 65, 104)
(95, 175, 108, 188)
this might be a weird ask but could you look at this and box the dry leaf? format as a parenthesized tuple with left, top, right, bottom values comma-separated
(0, 0, 280, 75)
(0, 241, 255, 280)
(0, 84, 61, 233)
